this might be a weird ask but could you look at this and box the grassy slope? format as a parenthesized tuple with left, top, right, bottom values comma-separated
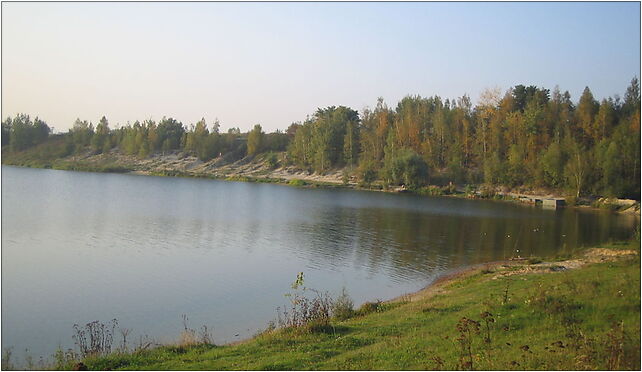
(82, 241, 640, 371)
(1, 140, 132, 173)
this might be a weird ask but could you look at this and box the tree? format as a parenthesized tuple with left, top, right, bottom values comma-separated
(185, 118, 219, 160)
(287, 121, 313, 168)
(306, 106, 359, 172)
(343, 120, 360, 168)
(91, 116, 111, 153)
(3, 114, 51, 152)
(247, 124, 264, 156)
(2, 117, 11, 147)
(576, 87, 598, 144)
(70, 119, 94, 152)
(477, 87, 502, 159)
(541, 141, 566, 187)
(564, 138, 588, 198)
(156, 117, 184, 153)
(623, 77, 640, 118)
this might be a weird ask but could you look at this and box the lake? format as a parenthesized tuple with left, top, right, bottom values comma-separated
(1, 165, 636, 362)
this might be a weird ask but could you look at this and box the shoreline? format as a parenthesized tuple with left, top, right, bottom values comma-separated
(85, 241, 641, 370)
(2, 160, 640, 216)
(389, 244, 640, 306)
(3, 241, 638, 370)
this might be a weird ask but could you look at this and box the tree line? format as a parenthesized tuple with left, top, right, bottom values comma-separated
(2, 78, 640, 199)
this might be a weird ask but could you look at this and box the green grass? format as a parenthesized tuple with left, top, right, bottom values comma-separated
(2, 136, 72, 169)
(78, 241, 640, 371)
(2, 140, 133, 173)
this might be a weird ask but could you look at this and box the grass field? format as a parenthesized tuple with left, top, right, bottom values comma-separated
(62, 241, 641, 371)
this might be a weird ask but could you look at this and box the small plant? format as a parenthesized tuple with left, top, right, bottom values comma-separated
(2, 348, 14, 370)
(72, 319, 118, 358)
(456, 317, 480, 370)
(23, 349, 35, 370)
(199, 325, 214, 345)
(134, 334, 154, 352)
(480, 311, 495, 345)
(52, 348, 80, 370)
(179, 314, 198, 346)
(604, 320, 626, 370)
(502, 279, 511, 305)
(118, 328, 132, 352)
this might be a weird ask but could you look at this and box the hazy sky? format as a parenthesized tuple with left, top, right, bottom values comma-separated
(2, 2, 640, 132)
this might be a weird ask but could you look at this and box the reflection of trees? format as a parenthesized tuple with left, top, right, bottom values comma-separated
(285, 202, 636, 282)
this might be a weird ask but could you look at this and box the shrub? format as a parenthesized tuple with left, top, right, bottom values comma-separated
(462, 184, 477, 198)
(383, 148, 429, 189)
(358, 161, 378, 187)
(342, 170, 350, 185)
(53, 348, 80, 370)
(356, 300, 383, 316)
(265, 152, 279, 169)
(277, 273, 332, 332)
(479, 185, 496, 199)
(288, 179, 306, 187)
(418, 185, 444, 196)
(1, 348, 14, 371)
(72, 319, 118, 358)
(566, 195, 579, 206)
(332, 288, 354, 320)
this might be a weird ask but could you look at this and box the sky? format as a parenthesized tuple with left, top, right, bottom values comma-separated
(2, 2, 640, 133)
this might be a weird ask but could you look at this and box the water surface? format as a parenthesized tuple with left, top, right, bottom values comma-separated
(1, 166, 636, 361)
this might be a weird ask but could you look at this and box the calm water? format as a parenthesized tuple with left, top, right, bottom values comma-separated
(1, 165, 636, 360)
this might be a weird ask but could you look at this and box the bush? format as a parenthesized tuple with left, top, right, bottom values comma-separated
(418, 185, 444, 196)
(266, 152, 279, 169)
(342, 170, 350, 185)
(358, 161, 378, 187)
(383, 148, 429, 189)
(464, 184, 477, 197)
(479, 185, 496, 199)
(277, 273, 332, 332)
(288, 179, 306, 187)
(356, 300, 383, 316)
(565, 195, 579, 206)
(332, 288, 354, 320)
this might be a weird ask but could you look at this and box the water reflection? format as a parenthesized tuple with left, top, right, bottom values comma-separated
(287, 200, 635, 285)
(1, 166, 636, 362)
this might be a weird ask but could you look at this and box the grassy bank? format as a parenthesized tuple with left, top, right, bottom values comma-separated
(59, 241, 640, 371)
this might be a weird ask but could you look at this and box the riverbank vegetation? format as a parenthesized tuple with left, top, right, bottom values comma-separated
(2, 79, 640, 200)
(7, 240, 633, 370)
